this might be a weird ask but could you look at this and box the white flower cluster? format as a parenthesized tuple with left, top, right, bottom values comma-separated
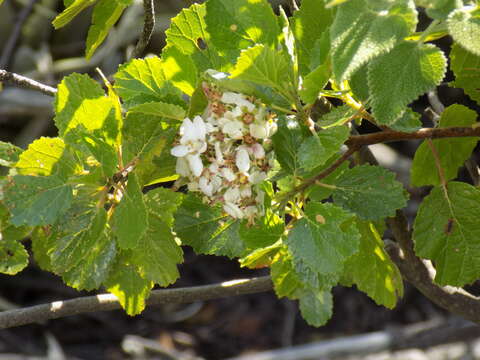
(171, 83, 277, 222)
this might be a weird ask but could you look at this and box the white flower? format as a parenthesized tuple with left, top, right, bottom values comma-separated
(199, 176, 213, 197)
(176, 157, 190, 177)
(221, 92, 255, 112)
(223, 202, 244, 219)
(221, 167, 236, 182)
(236, 147, 250, 173)
(249, 121, 277, 139)
(224, 187, 241, 203)
(214, 142, 224, 165)
(251, 143, 265, 159)
(171, 145, 190, 158)
(222, 120, 244, 139)
(240, 185, 252, 198)
(186, 154, 204, 177)
(244, 205, 258, 218)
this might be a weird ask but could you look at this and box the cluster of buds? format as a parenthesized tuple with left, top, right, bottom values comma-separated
(171, 82, 277, 222)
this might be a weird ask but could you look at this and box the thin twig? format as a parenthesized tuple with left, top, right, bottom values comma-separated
(0, 69, 57, 96)
(130, 0, 155, 59)
(0, 276, 273, 329)
(0, 0, 38, 69)
(280, 146, 359, 200)
(346, 127, 480, 147)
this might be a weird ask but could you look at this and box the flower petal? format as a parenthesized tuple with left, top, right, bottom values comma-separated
(176, 157, 191, 176)
(171, 145, 190, 157)
(236, 148, 250, 173)
(223, 202, 244, 219)
(187, 154, 204, 177)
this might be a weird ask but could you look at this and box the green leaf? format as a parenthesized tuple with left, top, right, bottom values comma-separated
(239, 212, 284, 250)
(114, 57, 184, 109)
(297, 287, 333, 327)
(343, 220, 403, 308)
(292, 0, 333, 76)
(163, 2, 233, 88)
(368, 41, 447, 124)
(411, 104, 477, 187)
(112, 174, 148, 249)
(272, 116, 307, 176)
(105, 253, 153, 316)
(230, 45, 295, 104)
(174, 194, 245, 258)
(205, 0, 280, 51)
(52, 0, 97, 29)
(425, 0, 462, 20)
(349, 64, 370, 103)
(318, 105, 357, 129)
(128, 102, 186, 122)
(122, 111, 178, 186)
(306, 157, 349, 201)
(4, 175, 73, 227)
(85, 0, 131, 59)
(270, 249, 303, 298)
(330, 0, 417, 81)
(333, 165, 408, 220)
(298, 126, 349, 171)
(240, 240, 282, 269)
(130, 188, 183, 285)
(52, 208, 116, 290)
(450, 43, 480, 104)
(0, 239, 28, 275)
(286, 202, 360, 277)
(414, 182, 480, 286)
(299, 60, 331, 104)
(0, 141, 22, 168)
(389, 108, 422, 132)
(14, 137, 79, 180)
(54, 73, 120, 176)
(447, 8, 480, 56)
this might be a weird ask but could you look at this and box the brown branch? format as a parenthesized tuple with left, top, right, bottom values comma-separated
(0, 276, 272, 329)
(0, 69, 57, 96)
(279, 145, 359, 200)
(130, 0, 155, 59)
(346, 127, 480, 147)
(386, 212, 480, 325)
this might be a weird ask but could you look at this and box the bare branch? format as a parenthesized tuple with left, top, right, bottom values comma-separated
(131, 0, 155, 59)
(0, 70, 57, 96)
(0, 276, 272, 329)
(346, 127, 480, 147)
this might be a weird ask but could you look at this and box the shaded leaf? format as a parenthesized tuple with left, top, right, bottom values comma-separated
(4, 175, 73, 227)
(298, 126, 349, 171)
(450, 43, 480, 104)
(53, 0, 97, 29)
(130, 188, 183, 285)
(286, 202, 360, 276)
(411, 104, 477, 187)
(298, 287, 333, 327)
(414, 182, 480, 286)
(174, 194, 245, 258)
(333, 165, 408, 220)
(112, 174, 148, 249)
(0, 141, 22, 168)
